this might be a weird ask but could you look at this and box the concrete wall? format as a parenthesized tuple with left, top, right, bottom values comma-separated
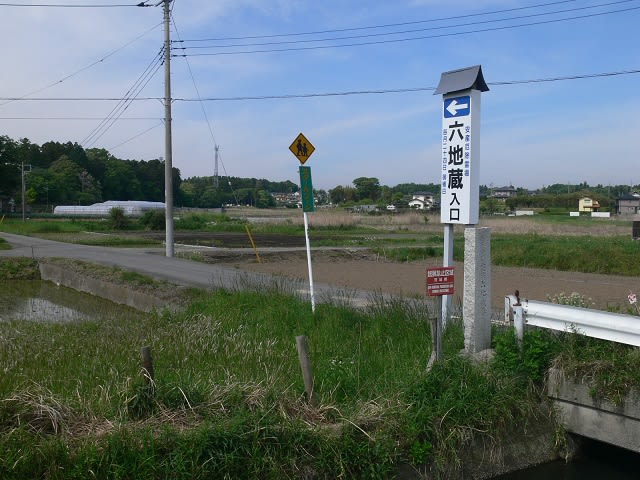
(548, 368, 640, 453)
(39, 262, 169, 313)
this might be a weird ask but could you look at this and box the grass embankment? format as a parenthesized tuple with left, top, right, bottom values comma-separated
(3, 213, 638, 275)
(0, 257, 40, 279)
(1, 281, 563, 479)
(375, 233, 640, 276)
(0, 219, 160, 247)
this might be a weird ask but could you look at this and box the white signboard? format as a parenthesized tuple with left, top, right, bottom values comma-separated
(440, 89, 480, 225)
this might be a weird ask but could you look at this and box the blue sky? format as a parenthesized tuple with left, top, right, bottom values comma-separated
(1, 0, 638, 191)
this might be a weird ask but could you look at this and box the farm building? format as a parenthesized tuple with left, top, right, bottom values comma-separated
(54, 201, 165, 217)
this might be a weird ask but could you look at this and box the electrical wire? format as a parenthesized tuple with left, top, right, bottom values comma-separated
(0, 116, 161, 120)
(1, 67, 639, 103)
(177, 0, 581, 42)
(0, 2, 149, 7)
(174, 5, 640, 57)
(171, 12, 240, 205)
(0, 22, 162, 108)
(176, 68, 640, 101)
(107, 120, 164, 150)
(174, 0, 633, 51)
(81, 47, 163, 147)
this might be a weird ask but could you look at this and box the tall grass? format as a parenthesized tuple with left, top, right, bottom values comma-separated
(0, 283, 555, 478)
(492, 234, 640, 275)
(0, 257, 40, 279)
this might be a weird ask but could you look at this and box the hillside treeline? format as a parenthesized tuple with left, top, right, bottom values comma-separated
(1, 135, 638, 212)
(0, 136, 298, 210)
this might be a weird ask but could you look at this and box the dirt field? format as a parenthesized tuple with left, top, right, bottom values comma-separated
(160, 210, 640, 314)
(218, 250, 640, 314)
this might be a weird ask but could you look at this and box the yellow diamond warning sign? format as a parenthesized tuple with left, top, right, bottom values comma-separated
(289, 133, 315, 164)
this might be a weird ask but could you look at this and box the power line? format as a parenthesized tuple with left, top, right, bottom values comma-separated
(0, 22, 162, 108)
(0, 67, 638, 103)
(174, 0, 633, 51)
(176, 0, 580, 42)
(170, 13, 240, 205)
(107, 120, 164, 150)
(177, 68, 640, 101)
(0, 2, 149, 7)
(171, 15, 218, 149)
(81, 48, 164, 147)
(0, 116, 161, 120)
(174, 6, 640, 57)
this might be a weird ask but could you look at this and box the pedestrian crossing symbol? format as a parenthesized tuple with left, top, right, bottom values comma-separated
(289, 132, 315, 164)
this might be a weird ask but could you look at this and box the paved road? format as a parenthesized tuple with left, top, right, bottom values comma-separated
(0, 233, 374, 307)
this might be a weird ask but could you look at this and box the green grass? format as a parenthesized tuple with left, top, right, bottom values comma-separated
(0, 237, 10, 250)
(552, 333, 640, 406)
(491, 234, 640, 275)
(0, 257, 40, 279)
(0, 282, 556, 479)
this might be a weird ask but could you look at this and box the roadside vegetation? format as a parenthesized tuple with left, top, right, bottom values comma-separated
(0, 257, 40, 279)
(2, 212, 638, 277)
(1, 257, 638, 478)
(1, 277, 562, 480)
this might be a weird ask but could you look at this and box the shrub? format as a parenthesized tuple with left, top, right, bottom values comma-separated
(140, 210, 165, 231)
(108, 207, 128, 230)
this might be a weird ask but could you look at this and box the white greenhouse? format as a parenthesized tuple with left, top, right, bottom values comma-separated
(53, 201, 165, 217)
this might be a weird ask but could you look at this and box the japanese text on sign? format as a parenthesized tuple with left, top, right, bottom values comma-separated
(299, 166, 315, 213)
(440, 91, 480, 225)
(426, 267, 455, 296)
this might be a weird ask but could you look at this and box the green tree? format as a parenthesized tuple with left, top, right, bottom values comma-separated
(49, 155, 82, 203)
(329, 185, 345, 204)
(0, 136, 20, 196)
(352, 177, 381, 202)
(133, 159, 164, 202)
(255, 189, 275, 208)
(103, 159, 142, 200)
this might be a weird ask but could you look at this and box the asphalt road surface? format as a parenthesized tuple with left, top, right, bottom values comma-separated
(0, 233, 376, 308)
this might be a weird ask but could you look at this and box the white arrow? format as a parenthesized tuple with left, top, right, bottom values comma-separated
(446, 99, 469, 116)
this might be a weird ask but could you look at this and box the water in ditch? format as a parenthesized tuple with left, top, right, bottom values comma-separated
(0, 280, 139, 322)
(492, 438, 640, 479)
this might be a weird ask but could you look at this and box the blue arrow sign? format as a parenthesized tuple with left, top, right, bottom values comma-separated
(444, 96, 470, 118)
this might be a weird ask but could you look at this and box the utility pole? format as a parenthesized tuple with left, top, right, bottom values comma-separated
(163, 0, 174, 257)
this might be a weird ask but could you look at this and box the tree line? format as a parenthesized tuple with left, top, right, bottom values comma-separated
(0, 136, 299, 211)
(2, 135, 638, 213)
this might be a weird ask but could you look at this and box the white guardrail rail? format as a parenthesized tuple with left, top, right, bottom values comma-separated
(505, 295, 640, 347)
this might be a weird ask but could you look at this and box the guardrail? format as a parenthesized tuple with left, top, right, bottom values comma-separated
(505, 295, 640, 347)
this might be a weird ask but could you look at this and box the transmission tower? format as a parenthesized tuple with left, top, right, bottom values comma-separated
(213, 145, 220, 188)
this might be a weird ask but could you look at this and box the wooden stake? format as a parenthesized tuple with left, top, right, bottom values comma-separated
(295, 335, 317, 406)
(141, 346, 154, 385)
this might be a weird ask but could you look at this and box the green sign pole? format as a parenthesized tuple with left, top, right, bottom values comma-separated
(299, 165, 315, 312)
(299, 166, 315, 213)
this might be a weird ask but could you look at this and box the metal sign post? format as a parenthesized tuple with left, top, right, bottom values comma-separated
(434, 65, 489, 327)
(299, 165, 316, 312)
(426, 266, 455, 370)
(290, 133, 317, 313)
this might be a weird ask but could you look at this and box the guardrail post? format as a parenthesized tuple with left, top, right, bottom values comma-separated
(513, 306, 524, 347)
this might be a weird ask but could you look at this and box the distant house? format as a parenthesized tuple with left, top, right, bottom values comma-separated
(491, 186, 517, 199)
(578, 197, 600, 213)
(616, 193, 640, 215)
(349, 204, 378, 213)
(272, 192, 300, 206)
(408, 192, 435, 210)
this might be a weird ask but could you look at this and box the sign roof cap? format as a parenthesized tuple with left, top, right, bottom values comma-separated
(434, 65, 489, 95)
